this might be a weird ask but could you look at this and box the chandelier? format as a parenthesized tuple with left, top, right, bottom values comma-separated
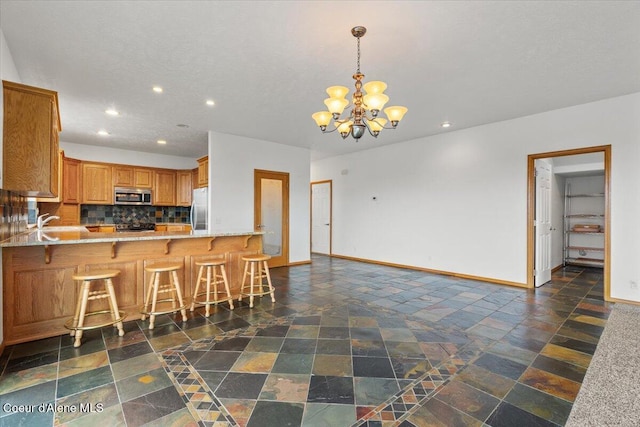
(312, 26, 408, 141)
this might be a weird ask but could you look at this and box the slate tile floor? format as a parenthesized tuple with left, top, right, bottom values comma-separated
(0, 256, 610, 426)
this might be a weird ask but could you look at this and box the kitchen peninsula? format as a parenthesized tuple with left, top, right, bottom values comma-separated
(1, 228, 264, 345)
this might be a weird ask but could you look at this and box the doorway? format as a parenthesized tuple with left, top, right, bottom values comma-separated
(311, 180, 332, 255)
(254, 169, 289, 268)
(527, 145, 611, 299)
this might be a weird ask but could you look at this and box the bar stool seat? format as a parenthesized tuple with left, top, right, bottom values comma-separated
(191, 258, 234, 316)
(64, 269, 125, 348)
(238, 253, 276, 308)
(141, 262, 187, 329)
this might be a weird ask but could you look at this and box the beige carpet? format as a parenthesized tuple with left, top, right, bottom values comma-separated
(566, 303, 640, 426)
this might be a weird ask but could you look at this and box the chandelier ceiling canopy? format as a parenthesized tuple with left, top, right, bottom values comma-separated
(312, 26, 408, 141)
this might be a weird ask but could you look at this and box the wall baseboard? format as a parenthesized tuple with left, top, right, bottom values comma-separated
(606, 296, 640, 306)
(288, 260, 311, 267)
(329, 254, 528, 288)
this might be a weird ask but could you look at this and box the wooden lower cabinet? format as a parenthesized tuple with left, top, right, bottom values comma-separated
(155, 224, 191, 232)
(85, 225, 115, 232)
(2, 234, 261, 345)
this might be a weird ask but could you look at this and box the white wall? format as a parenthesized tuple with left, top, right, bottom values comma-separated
(0, 26, 21, 346)
(312, 93, 640, 302)
(1, 27, 22, 188)
(60, 141, 197, 169)
(208, 131, 310, 264)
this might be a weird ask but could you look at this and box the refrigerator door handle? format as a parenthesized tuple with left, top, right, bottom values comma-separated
(190, 203, 196, 230)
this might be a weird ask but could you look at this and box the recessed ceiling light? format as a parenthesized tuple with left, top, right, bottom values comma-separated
(105, 109, 120, 116)
(97, 130, 110, 136)
(206, 100, 215, 106)
(157, 139, 167, 144)
(152, 86, 163, 93)
(441, 121, 452, 128)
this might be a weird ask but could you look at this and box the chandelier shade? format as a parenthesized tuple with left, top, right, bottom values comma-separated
(326, 86, 350, 99)
(363, 81, 387, 94)
(368, 118, 387, 134)
(383, 106, 408, 125)
(311, 26, 408, 141)
(312, 111, 333, 129)
(324, 97, 349, 115)
(363, 93, 389, 112)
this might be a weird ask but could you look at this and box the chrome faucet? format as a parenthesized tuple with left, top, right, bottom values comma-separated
(37, 213, 60, 229)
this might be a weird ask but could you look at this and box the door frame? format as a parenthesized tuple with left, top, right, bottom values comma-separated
(526, 145, 611, 299)
(254, 169, 290, 267)
(310, 180, 333, 255)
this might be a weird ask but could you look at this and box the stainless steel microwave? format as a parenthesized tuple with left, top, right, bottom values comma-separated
(114, 187, 152, 205)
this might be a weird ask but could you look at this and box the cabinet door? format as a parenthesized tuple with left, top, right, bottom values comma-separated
(153, 170, 176, 206)
(63, 156, 82, 204)
(35, 150, 63, 202)
(82, 162, 113, 204)
(134, 168, 153, 188)
(176, 170, 193, 206)
(197, 156, 208, 188)
(2, 81, 61, 197)
(113, 166, 134, 187)
(59, 203, 80, 225)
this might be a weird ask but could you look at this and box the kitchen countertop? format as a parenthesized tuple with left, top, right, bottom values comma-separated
(0, 227, 263, 248)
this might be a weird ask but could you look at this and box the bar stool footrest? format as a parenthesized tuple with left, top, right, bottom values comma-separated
(64, 310, 126, 331)
(140, 300, 189, 316)
(192, 295, 234, 306)
(239, 289, 272, 297)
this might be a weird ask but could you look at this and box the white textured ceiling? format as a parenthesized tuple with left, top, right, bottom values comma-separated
(1, 1, 639, 161)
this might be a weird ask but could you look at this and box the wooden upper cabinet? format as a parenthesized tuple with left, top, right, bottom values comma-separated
(113, 166, 153, 188)
(153, 169, 176, 206)
(63, 156, 81, 204)
(113, 165, 134, 187)
(2, 80, 61, 197)
(35, 150, 63, 202)
(134, 168, 153, 188)
(197, 156, 208, 188)
(82, 162, 113, 204)
(176, 170, 193, 207)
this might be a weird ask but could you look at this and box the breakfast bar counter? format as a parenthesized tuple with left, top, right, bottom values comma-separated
(1, 228, 264, 345)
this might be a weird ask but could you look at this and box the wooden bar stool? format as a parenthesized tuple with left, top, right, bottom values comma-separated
(238, 254, 276, 308)
(65, 269, 125, 348)
(141, 262, 187, 329)
(190, 259, 234, 316)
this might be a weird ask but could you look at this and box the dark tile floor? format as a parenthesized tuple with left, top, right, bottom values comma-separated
(0, 255, 610, 426)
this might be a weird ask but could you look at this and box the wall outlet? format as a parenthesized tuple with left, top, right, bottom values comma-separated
(630, 280, 638, 290)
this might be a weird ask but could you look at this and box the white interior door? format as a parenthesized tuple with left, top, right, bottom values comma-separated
(535, 159, 553, 287)
(311, 181, 331, 254)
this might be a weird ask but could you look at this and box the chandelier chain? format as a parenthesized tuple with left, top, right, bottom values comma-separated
(356, 36, 361, 74)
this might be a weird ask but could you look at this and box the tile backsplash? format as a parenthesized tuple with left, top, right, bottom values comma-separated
(0, 189, 28, 241)
(81, 205, 190, 224)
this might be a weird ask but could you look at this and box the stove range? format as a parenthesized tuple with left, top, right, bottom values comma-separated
(115, 222, 156, 232)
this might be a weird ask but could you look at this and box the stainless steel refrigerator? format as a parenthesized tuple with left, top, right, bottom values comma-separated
(190, 187, 208, 233)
